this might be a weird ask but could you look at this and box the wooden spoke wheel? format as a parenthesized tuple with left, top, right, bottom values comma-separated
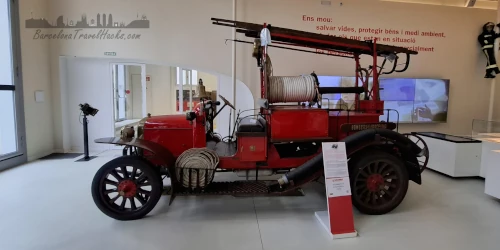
(91, 156, 163, 221)
(349, 150, 409, 215)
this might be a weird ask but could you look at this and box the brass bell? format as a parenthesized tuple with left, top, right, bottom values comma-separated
(194, 79, 210, 99)
(252, 38, 262, 58)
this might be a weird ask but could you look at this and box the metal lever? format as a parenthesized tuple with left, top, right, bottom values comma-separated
(395, 53, 411, 73)
(381, 55, 399, 75)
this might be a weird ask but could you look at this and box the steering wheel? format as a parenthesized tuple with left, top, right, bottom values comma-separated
(219, 95, 236, 110)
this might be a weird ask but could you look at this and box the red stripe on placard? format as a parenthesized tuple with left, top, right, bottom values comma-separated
(328, 196, 356, 235)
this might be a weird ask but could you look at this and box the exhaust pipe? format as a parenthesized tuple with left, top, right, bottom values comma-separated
(276, 129, 422, 186)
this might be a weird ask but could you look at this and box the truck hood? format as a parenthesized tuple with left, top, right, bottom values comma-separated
(144, 115, 192, 130)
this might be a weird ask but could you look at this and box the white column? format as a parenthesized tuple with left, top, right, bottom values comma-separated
(486, 1, 500, 132)
(489, 1, 500, 125)
(231, 0, 237, 129)
(141, 64, 147, 117)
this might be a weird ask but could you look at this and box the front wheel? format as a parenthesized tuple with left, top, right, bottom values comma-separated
(349, 150, 409, 215)
(91, 156, 163, 220)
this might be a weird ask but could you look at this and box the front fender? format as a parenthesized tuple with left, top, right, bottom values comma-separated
(342, 129, 422, 155)
(95, 137, 175, 168)
(341, 129, 424, 184)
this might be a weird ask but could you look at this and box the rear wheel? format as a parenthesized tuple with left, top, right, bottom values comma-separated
(349, 150, 409, 215)
(91, 156, 163, 220)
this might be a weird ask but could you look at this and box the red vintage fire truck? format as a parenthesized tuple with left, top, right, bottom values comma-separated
(91, 18, 429, 221)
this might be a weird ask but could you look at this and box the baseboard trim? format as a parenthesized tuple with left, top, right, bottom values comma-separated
(53, 148, 67, 153)
(28, 149, 55, 162)
(71, 146, 110, 154)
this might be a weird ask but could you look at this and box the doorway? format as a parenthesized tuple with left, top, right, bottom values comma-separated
(0, 0, 26, 170)
(111, 64, 146, 137)
(60, 59, 146, 153)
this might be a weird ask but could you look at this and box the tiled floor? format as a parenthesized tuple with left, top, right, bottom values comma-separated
(0, 150, 499, 250)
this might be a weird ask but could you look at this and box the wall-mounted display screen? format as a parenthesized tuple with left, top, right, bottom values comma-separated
(317, 76, 450, 123)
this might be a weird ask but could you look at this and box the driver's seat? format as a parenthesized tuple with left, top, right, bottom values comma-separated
(237, 116, 267, 133)
(236, 116, 267, 162)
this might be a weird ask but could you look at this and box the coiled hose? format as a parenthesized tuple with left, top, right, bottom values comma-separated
(175, 148, 219, 189)
(268, 75, 318, 103)
(265, 54, 318, 103)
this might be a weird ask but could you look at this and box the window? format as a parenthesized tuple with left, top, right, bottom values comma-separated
(176, 68, 198, 113)
(0, 0, 26, 170)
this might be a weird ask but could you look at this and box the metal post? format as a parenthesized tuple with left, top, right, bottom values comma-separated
(228, 111, 232, 140)
(354, 54, 360, 109)
(83, 115, 89, 160)
(262, 23, 268, 100)
(372, 39, 379, 101)
(76, 114, 97, 162)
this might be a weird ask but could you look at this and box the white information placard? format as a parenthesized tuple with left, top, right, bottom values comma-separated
(326, 177, 351, 198)
(322, 142, 351, 197)
(316, 142, 357, 239)
(322, 142, 349, 178)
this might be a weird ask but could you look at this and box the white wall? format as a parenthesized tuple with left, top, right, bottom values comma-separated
(126, 65, 143, 119)
(20, 0, 55, 160)
(235, 0, 495, 135)
(63, 57, 115, 152)
(198, 71, 218, 92)
(62, 57, 252, 141)
(144, 65, 223, 116)
(17, 0, 500, 159)
(216, 75, 255, 138)
(145, 64, 176, 116)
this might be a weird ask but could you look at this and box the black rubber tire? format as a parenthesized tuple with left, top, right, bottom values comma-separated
(349, 149, 409, 215)
(91, 156, 163, 221)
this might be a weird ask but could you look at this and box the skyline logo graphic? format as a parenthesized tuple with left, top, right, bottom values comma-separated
(25, 11, 149, 40)
(25, 12, 149, 29)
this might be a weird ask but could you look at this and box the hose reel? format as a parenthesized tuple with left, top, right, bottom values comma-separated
(268, 75, 319, 103)
(264, 54, 321, 104)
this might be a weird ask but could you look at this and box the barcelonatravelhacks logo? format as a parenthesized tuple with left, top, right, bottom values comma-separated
(25, 11, 150, 40)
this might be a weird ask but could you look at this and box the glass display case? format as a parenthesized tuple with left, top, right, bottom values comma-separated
(471, 119, 500, 142)
(471, 119, 500, 178)
(416, 132, 481, 143)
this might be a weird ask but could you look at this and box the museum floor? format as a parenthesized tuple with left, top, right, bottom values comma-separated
(0, 150, 499, 250)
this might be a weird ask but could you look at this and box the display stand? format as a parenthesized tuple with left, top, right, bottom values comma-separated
(415, 132, 481, 177)
(471, 119, 500, 178)
(76, 115, 97, 162)
(485, 150, 500, 199)
(315, 142, 357, 239)
(477, 139, 500, 178)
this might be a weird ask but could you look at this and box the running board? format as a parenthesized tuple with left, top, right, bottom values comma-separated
(164, 181, 304, 197)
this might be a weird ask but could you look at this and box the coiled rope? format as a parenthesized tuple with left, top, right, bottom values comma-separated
(268, 75, 317, 103)
(265, 54, 318, 103)
(175, 148, 219, 189)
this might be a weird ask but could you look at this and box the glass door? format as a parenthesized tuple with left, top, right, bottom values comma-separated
(0, 0, 26, 170)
